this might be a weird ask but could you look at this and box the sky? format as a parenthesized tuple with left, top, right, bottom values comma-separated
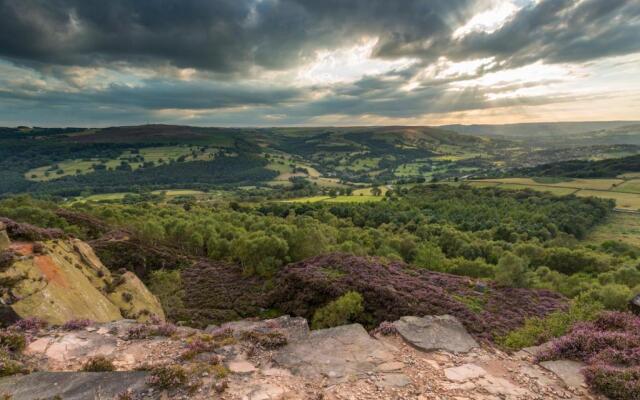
(0, 0, 639, 127)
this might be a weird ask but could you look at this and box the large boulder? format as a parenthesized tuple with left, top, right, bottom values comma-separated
(0, 371, 149, 400)
(273, 324, 398, 383)
(1, 238, 163, 325)
(393, 315, 478, 353)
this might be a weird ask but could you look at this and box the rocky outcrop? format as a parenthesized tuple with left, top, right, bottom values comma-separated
(0, 371, 149, 400)
(394, 315, 478, 353)
(0, 227, 164, 325)
(273, 324, 399, 384)
(0, 316, 599, 400)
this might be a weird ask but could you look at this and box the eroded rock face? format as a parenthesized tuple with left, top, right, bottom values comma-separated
(0, 371, 149, 400)
(273, 323, 397, 383)
(1, 237, 163, 325)
(394, 315, 478, 353)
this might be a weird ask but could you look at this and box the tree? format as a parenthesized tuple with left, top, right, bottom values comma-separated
(371, 186, 382, 196)
(495, 252, 530, 288)
(414, 242, 447, 271)
(232, 232, 289, 277)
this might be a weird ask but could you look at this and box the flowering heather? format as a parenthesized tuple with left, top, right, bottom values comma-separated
(61, 319, 93, 331)
(371, 321, 398, 336)
(271, 253, 566, 340)
(11, 317, 47, 332)
(0, 218, 65, 241)
(126, 325, 151, 340)
(537, 312, 640, 400)
(154, 323, 177, 337)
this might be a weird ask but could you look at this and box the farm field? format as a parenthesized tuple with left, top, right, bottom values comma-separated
(575, 190, 640, 210)
(282, 194, 383, 203)
(470, 177, 640, 210)
(612, 179, 640, 194)
(586, 212, 640, 248)
(25, 145, 218, 182)
(478, 177, 624, 190)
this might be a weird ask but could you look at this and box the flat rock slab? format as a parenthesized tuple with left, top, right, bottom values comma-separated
(378, 373, 412, 388)
(444, 363, 486, 382)
(540, 360, 586, 388)
(273, 324, 395, 383)
(0, 371, 149, 400)
(394, 315, 478, 354)
(208, 315, 310, 343)
(25, 331, 118, 369)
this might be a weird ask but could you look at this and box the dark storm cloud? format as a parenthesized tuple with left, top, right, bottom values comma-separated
(0, 0, 639, 125)
(0, 78, 303, 110)
(453, 0, 640, 66)
(0, 0, 475, 72)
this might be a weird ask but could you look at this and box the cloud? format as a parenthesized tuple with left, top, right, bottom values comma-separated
(0, 0, 639, 125)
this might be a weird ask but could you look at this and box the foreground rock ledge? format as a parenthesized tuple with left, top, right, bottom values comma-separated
(0, 371, 149, 400)
(393, 315, 478, 353)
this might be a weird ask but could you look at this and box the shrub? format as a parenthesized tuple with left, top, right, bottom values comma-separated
(81, 356, 115, 372)
(61, 319, 93, 331)
(495, 252, 530, 288)
(211, 364, 229, 379)
(501, 296, 603, 350)
(592, 284, 633, 311)
(146, 365, 188, 389)
(0, 331, 25, 352)
(311, 291, 364, 329)
(536, 312, 640, 400)
(0, 251, 15, 271)
(0, 349, 25, 377)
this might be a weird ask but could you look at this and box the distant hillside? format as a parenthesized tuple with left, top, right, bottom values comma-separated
(0, 125, 510, 195)
(442, 121, 639, 138)
(515, 154, 640, 178)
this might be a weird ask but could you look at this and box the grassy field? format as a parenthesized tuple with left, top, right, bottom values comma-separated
(470, 177, 640, 210)
(480, 177, 623, 190)
(586, 213, 640, 248)
(353, 186, 390, 196)
(26, 145, 218, 182)
(575, 190, 640, 210)
(496, 183, 578, 195)
(150, 189, 206, 196)
(612, 179, 640, 194)
(283, 194, 383, 203)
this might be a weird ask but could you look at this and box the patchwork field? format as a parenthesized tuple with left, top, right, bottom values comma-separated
(575, 190, 640, 210)
(586, 213, 640, 248)
(470, 177, 640, 210)
(26, 145, 219, 182)
(282, 194, 384, 203)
